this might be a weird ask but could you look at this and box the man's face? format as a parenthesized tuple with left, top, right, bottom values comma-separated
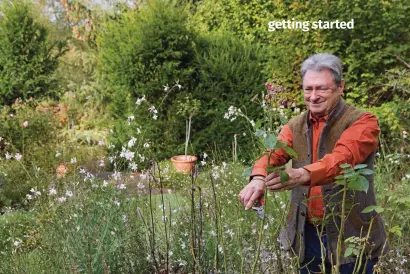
(302, 69, 344, 117)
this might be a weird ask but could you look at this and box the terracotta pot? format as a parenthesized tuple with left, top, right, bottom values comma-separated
(170, 155, 197, 174)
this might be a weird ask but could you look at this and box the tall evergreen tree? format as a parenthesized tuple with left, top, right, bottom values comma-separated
(0, 1, 66, 106)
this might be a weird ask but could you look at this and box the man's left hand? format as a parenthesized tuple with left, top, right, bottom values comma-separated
(265, 168, 311, 191)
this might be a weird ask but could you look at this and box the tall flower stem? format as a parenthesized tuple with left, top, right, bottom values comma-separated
(190, 172, 198, 273)
(210, 174, 219, 272)
(251, 187, 268, 274)
(148, 176, 160, 272)
(155, 164, 169, 274)
(335, 179, 348, 273)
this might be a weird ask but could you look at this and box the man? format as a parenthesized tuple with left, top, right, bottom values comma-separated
(238, 53, 389, 274)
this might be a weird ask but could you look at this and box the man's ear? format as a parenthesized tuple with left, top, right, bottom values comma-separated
(338, 79, 345, 95)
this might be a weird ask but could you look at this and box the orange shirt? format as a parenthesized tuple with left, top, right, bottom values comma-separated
(251, 112, 380, 222)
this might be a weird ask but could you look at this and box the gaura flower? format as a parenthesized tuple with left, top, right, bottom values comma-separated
(14, 153, 22, 161)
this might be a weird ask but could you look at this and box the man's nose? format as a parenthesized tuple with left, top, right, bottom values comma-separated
(309, 90, 321, 100)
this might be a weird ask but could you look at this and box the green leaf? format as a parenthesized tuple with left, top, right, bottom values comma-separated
(273, 141, 286, 150)
(254, 120, 262, 130)
(344, 247, 353, 257)
(388, 225, 402, 237)
(362, 205, 376, 213)
(264, 134, 277, 150)
(357, 169, 373, 175)
(374, 206, 384, 213)
(352, 248, 360, 256)
(343, 172, 356, 178)
(354, 164, 367, 170)
(344, 236, 355, 243)
(242, 166, 252, 177)
(339, 163, 351, 169)
(255, 129, 266, 137)
(396, 197, 410, 206)
(284, 145, 298, 160)
(334, 180, 345, 186)
(335, 175, 344, 180)
(362, 205, 384, 214)
(341, 168, 354, 173)
(279, 115, 288, 125)
(347, 175, 369, 193)
(280, 171, 289, 184)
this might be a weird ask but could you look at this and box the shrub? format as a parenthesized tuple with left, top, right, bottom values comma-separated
(0, 100, 58, 206)
(192, 31, 269, 161)
(0, 99, 107, 206)
(0, 1, 66, 106)
(97, 0, 196, 110)
(97, 0, 197, 159)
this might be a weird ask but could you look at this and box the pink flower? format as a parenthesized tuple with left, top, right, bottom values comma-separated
(265, 82, 274, 92)
(23, 121, 29, 128)
(265, 80, 284, 94)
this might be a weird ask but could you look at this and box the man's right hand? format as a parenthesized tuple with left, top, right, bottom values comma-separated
(238, 177, 266, 210)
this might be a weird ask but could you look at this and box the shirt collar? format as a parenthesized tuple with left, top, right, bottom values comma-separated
(309, 112, 328, 125)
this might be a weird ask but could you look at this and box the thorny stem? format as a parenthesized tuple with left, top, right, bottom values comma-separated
(353, 218, 375, 274)
(316, 224, 327, 274)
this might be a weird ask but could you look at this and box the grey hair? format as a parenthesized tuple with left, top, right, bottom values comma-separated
(301, 53, 343, 86)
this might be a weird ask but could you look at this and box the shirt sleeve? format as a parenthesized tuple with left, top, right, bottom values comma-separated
(250, 124, 293, 178)
(304, 113, 380, 186)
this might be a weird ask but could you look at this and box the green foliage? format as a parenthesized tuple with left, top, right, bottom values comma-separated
(374, 152, 410, 246)
(192, 31, 268, 160)
(44, 189, 152, 273)
(0, 100, 58, 205)
(0, 149, 409, 272)
(0, 100, 57, 154)
(263, 134, 277, 150)
(362, 205, 384, 214)
(192, 0, 410, 107)
(176, 95, 201, 119)
(190, 0, 275, 42)
(0, 1, 66, 106)
(335, 163, 373, 193)
(97, 0, 195, 104)
(0, 211, 37, 253)
(0, 99, 108, 206)
(366, 99, 405, 140)
(97, 0, 197, 159)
